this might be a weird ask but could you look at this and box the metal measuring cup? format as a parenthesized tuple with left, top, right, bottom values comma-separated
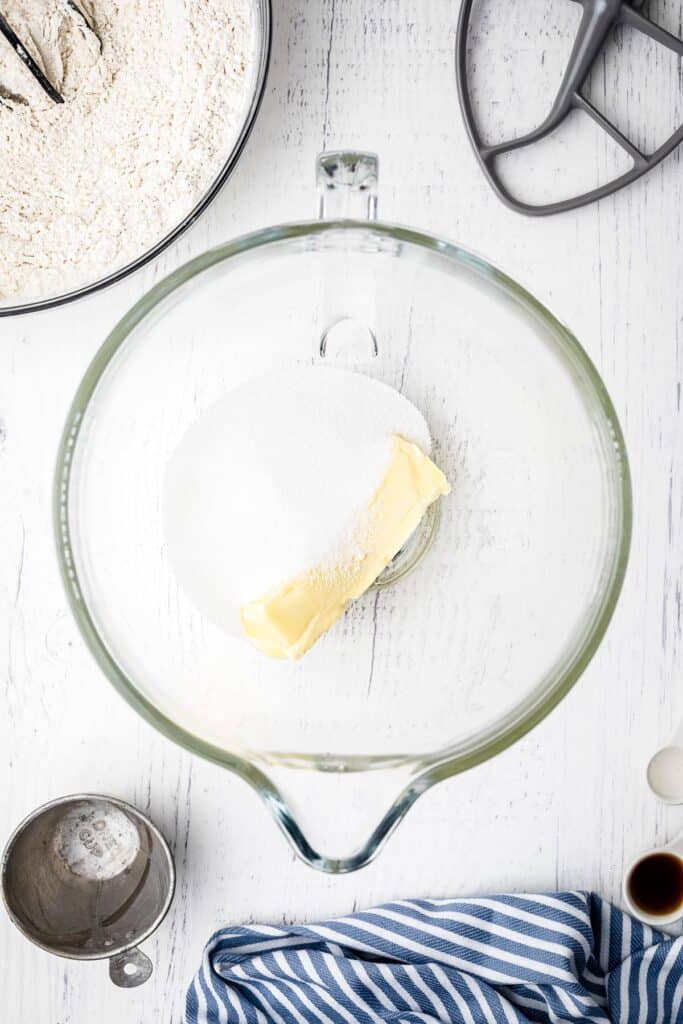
(1, 794, 175, 987)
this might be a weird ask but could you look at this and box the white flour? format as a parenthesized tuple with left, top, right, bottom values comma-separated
(0, 0, 254, 303)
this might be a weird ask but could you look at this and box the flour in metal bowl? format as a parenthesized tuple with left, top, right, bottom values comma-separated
(0, 0, 257, 305)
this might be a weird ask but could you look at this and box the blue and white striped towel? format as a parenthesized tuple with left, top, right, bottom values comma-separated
(186, 892, 683, 1023)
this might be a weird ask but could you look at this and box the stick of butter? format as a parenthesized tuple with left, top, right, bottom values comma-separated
(240, 436, 450, 659)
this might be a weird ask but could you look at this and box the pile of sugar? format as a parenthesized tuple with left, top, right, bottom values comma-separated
(163, 367, 432, 634)
(0, 0, 254, 303)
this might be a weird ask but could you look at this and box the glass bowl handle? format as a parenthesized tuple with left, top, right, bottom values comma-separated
(315, 152, 379, 361)
(316, 151, 378, 221)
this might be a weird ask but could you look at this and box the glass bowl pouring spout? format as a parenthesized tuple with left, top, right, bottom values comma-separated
(54, 152, 631, 872)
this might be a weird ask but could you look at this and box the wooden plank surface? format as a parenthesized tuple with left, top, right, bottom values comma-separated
(2, 0, 683, 1019)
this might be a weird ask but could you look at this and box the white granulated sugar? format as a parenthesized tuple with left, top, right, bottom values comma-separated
(163, 367, 432, 634)
(0, 0, 254, 302)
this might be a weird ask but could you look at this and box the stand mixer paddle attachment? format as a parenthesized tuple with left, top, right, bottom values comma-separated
(456, 0, 683, 215)
(0, 1, 100, 107)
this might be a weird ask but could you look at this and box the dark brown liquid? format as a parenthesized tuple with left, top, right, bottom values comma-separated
(628, 852, 683, 916)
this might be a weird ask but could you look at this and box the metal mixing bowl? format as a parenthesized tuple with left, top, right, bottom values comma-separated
(0, 0, 271, 318)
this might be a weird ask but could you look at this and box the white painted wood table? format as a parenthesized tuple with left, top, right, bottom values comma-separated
(2, 1, 683, 1019)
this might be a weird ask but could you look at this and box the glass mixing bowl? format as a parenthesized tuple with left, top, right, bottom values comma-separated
(55, 152, 631, 872)
(0, 0, 271, 318)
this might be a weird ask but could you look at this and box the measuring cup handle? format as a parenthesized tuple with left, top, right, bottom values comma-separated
(109, 946, 153, 987)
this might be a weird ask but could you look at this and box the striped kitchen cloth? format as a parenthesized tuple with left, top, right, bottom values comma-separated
(185, 892, 683, 1023)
